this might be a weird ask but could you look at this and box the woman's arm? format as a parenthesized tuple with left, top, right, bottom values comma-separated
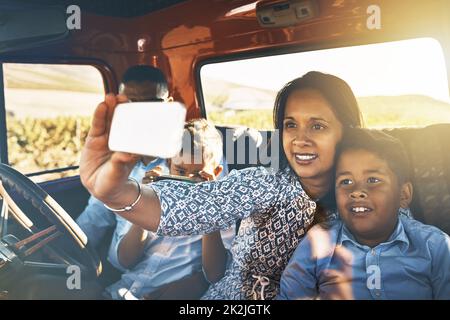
(117, 224, 150, 269)
(80, 94, 283, 235)
(80, 94, 162, 231)
(201, 231, 228, 283)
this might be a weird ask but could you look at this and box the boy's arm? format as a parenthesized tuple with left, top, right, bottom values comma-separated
(277, 233, 319, 300)
(117, 224, 150, 269)
(431, 234, 450, 299)
(76, 196, 117, 248)
(202, 231, 228, 283)
(278, 224, 349, 300)
(143, 271, 210, 300)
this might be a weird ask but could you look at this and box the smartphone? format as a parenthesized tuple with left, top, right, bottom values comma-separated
(108, 101, 186, 158)
(146, 174, 198, 184)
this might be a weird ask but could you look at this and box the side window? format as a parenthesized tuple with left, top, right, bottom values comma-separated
(3, 63, 104, 182)
(200, 38, 450, 130)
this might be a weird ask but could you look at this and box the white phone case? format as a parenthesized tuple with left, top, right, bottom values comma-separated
(108, 102, 186, 158)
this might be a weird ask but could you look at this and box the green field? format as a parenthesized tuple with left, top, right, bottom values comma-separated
(7, 116, 91, 180)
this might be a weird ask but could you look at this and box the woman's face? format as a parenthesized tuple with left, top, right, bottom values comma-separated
(282, 89, 343, 184)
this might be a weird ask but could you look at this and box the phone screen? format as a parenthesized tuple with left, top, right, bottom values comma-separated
(108, 101, 186, 158)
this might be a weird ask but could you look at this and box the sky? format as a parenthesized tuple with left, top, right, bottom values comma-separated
(201, 37, 450, 103)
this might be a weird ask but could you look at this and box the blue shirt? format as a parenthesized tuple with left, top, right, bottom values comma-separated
(278, 214, 450, 300)
(106, 222, 235, 299)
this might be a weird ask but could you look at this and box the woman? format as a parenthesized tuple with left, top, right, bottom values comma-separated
(80, 71, 363, 299)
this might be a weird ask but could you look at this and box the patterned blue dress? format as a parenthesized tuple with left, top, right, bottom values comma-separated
(150, 166, 317, 299)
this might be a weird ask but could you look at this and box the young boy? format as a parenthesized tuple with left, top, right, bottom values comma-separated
(105, 118, 234, 299)
(278, 129, 450, 300)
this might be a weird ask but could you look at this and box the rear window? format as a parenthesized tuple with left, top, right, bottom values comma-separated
(3, 63, 104, 182)
(200, 38, 450, 129)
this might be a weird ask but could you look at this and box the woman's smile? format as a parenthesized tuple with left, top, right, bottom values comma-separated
(294, 153, 318, 165)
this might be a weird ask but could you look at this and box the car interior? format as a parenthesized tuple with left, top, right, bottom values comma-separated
(0, 0, 449, 299)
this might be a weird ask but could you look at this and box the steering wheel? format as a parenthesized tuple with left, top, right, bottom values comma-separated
(0, 164, 101, 298)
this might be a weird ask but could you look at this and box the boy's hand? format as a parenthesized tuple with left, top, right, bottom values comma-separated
(142, 166, 164, 184)
(199, 170, 216, 182)
(80, 94, 139, 203)
(319, 245, 354, 300)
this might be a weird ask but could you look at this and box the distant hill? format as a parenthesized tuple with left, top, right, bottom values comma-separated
(3, 63, 104, 94)
(202, 76, 277, 110)
(202, 76, 450, 127)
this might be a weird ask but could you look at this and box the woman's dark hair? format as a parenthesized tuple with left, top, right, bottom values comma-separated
(273, 71, 363, 169)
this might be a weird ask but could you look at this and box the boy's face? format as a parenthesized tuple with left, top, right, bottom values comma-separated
(169, 152, 221, 182)
(335, 149, 412, 247)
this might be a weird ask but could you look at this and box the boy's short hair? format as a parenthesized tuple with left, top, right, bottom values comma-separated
(121, 65, 168, 98)
(181, 118, 223, 167)
(336, 128, 412, 184)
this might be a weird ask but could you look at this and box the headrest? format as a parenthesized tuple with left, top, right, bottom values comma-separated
(386, 124, 450, 234)
(216, 125, 265, 171)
